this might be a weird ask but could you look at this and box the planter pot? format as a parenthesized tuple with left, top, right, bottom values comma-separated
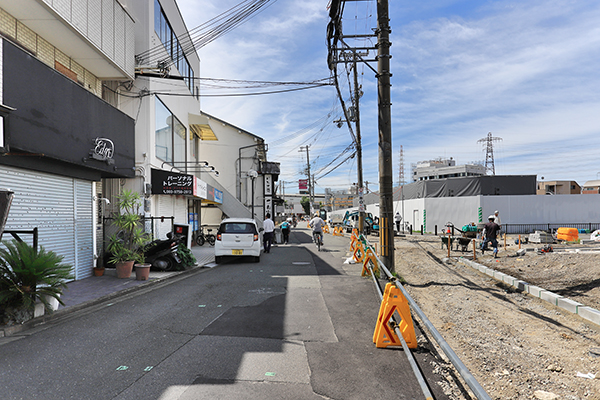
(135, 263, 151, 281)
(93, 267, 105, 277)
(45, 294, 60, 312)
(115, 261, 135, 279)
(34, 294, 60, 318)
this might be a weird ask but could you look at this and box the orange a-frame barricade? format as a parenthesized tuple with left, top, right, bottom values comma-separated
(361, 247, 379, 276)
(352, 240, 366, 263)
(333, 226, 344, 236)
(350, 231, 360, 250)
(373, 283, 417, 349)
(323, 224, 330, 234)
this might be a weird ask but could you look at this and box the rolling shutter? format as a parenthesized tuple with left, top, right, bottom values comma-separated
(0, 165, 94, 280)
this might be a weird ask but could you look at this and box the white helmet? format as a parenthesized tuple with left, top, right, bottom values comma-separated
(488, 215, 495, 220)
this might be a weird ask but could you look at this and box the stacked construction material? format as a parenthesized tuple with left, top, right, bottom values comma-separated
(556, 227, 579, 242)
(529, 231, 554, 244)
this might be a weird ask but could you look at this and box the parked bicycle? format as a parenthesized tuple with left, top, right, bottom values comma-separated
(194, 225, 216, 246)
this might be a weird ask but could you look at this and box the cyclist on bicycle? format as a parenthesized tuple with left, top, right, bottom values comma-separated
(309, 213, 325, 246)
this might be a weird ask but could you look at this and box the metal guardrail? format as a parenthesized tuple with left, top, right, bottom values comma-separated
(360, 234, 491, 400)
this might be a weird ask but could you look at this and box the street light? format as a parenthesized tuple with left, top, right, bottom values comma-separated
(248, 169, 258, 219)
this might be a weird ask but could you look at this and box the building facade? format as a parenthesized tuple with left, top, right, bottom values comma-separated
(0, 0, 136, 279)
(582, 180, 600, 194)
(0, 0, 277, 279)
(412, 158, 485, 182)
(536, 180, 581, 195)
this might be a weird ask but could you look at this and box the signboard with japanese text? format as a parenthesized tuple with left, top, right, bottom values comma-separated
(299, 179, 308, 194)
(358, 187, 365, 212)
(151, 169, 193, 195)
(193, 177, 207, 199)
(264, 174, 273, 196)
(214, 189, 223, 204)
(264, 196, 273, 217)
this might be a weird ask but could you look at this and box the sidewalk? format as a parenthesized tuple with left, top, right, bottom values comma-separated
(59, 244, 216, 309)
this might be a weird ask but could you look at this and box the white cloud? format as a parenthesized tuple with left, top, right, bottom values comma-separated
(176, 0, 600, 193)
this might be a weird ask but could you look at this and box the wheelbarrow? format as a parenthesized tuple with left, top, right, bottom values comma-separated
(440, 236, 455, 250)
(456, 236, 472, 252)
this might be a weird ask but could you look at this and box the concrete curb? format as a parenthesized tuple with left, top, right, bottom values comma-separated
(0, 264, 209, 338)
(458, 257, 600, 327)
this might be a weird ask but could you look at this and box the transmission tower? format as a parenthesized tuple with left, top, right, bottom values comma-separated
(398, 145, 405, 186)
(477, 132, 502, 175)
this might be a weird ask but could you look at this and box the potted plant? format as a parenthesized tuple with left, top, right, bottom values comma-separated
(0, 240, 73, 324)
(106, 190, 149, 279)
(93, 253, 105, 277)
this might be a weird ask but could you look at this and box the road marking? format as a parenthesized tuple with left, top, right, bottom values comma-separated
(292, 262, 311, 265)
(144, 366, 154, 372)
(116, 366, 129, 371)
(265, 372, 276, 376)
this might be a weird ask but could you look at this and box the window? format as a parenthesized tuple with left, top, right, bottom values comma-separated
(190, 130, 199, 163)
(220, 223, 258, 234)
(155, 97, 186, 166)
(154, 0, 194, 94)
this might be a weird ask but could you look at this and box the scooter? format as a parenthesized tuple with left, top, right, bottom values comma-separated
(143, 232, 184, 271)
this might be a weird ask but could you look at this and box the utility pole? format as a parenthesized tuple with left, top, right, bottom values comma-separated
(398, 145, 405, 187)
(377, 0, 394, 272)
(353, 56, 365, 233)
(399, 146, 405, 233)
(299, 145, 312, 204)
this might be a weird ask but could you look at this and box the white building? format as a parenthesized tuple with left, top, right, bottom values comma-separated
(412, 158, 485, 182)
(105, 0, 278, 248)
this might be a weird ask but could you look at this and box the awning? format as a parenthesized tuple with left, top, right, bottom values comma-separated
(190, 124, 218, 141)
(189, 113, 218, 141)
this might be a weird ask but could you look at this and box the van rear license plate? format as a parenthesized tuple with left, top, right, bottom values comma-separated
(232, 249, 243, 255)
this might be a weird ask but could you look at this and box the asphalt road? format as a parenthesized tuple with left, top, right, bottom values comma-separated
(0, 228, 452, 400)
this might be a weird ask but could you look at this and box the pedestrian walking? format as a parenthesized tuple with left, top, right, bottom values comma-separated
(280, 219, 290, 244)
(263, 213, 275, 253)
(481, 215, 501, 258)
(395, 212, 402, 232)
(493, 210, 501, 229)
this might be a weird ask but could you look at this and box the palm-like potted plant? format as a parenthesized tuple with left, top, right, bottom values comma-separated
(106, 190, 149, 279)
(0, 240, 73, 324)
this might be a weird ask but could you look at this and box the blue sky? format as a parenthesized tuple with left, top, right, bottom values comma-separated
(177, 0, 600, 194)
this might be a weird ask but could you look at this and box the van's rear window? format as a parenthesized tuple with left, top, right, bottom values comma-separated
(220, 223, 257, 234)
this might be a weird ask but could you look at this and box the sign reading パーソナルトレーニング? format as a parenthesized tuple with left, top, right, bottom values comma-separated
(151, 169, 193, 195)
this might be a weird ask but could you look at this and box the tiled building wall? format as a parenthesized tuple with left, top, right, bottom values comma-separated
(0, 7, 103, 97)
(38, 0, 134, 77)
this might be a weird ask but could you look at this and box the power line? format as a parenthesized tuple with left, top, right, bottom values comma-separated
(137, 0, 279, 69)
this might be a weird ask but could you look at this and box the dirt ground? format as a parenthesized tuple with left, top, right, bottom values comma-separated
(393, 233, 600, 400)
